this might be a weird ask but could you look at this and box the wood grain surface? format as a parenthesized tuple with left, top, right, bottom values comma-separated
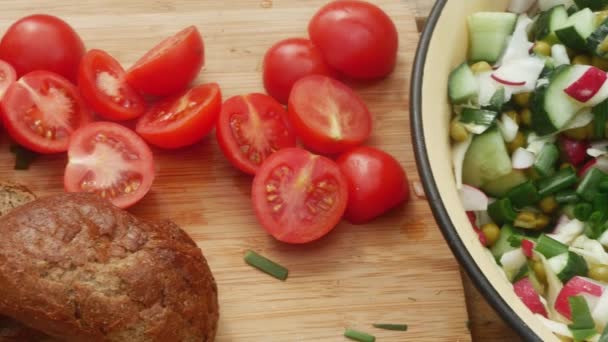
(0, 1, 471, 341)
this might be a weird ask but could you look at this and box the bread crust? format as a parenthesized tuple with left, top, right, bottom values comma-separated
(0, 193, 218, 342)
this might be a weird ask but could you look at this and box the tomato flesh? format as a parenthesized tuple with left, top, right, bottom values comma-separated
(288, 75, 372, 154)
(216, 93, 296, 174)
(78, 49, 146, 121)
(1, 71, 91, 153)
(0, 60, 16, 100)
(252, 147, 348, 244)
(136, 83, 222, 149)
(64, 122, 155, 208)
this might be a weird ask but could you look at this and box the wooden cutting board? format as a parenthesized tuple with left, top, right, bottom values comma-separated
(0, 1, 471, 341)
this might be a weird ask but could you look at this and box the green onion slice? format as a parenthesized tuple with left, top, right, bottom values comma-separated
(344, 329, 376, 342)
(244, 250, 288, 281)
(373, 323, 408, 331)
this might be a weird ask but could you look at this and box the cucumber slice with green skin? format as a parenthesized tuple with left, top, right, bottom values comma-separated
(587, 18, 608, 58)
(574, 0, 608, 10)
(491, 224, 518, 259)
(555, 8, 596, 50)
(448, 63, 478, 104)
(547, 251, 589, 282)
(533, 5, 569, 43)
(462, 129, 513, 188)
(459, 108, 498, 134)
(468, 12, 517, 63)
(531, 65, 585, 135)
(482, 170, 529, 198)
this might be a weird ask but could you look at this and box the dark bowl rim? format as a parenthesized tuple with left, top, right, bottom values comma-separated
(409, 1, 541, 341)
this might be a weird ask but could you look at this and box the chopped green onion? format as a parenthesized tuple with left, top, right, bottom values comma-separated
(574, 203, 593, 221)
(584, 212, 608, 239)
(533, 144, 559, 177)
(535, 234, 568, 259)
(372, 323, 408, 331)
(486, 88, 505, 113)
(9, 144, 38, 170)
(599, 179, 608, 192)
(593, 193, 608, 218)
(506, 181, 540, 208)
(512, 263, 530, 283)
(487, 198, 517, 226)
(538, 167, 578, 197)
(568, 296, 596, 331)
(557, 252, 588, 283)
(599, 324, 608, 342)
(555, 190, 579, 204)
(244, 250, 288, 281)
(576, 168, 606, 201)
(344, 329, 376, 342)
(593, 98, 608, 139)
(459, 108, 498, 133)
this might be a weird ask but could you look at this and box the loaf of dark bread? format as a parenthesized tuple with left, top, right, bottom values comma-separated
(0, 193, 219, 341)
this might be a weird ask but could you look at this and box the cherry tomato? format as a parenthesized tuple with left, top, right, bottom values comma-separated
(0, 15, 85, 82)
(263, 38, 336, 104)
(0, 60, 16, 100)
(288, 75, 372, 154)
(136, 83, 222, 149)
(126, 26, 204, 97)
(64, 122, 155, 209)
(216, 93, 296, 175)
(1, 71, 92, 153)
(337, 146, 409, 224)
(308, 0, 398, 79)
(252, 147, 348, 243)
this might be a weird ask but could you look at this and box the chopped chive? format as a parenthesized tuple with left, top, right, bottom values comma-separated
(574, 203, 593, 221)
(505, 181, 540, 208)
(344, 329, 375, 342)
(599, 179, 608, 192)
(533, 143, 559, 177)
(373, 323, 408, 331)
(537, 167, 577, 197)
(535, 234, 568, 259)
(487, 198, 517, 225)
(576, 168, 606, 201)
(555, 190, 579, 204)
(244, 250, 288, 281)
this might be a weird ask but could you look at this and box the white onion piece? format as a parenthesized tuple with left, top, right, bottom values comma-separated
(570, 235, 608, 265)
(534, 314, 573, 338)
(498, 15, 534, 65)
(551, 44, 570, 66)
(497, 113, 519, 142)
(587, 148, 607, 158)
(412, 181, 426, 199)
(562, 109, 594, 131)
(600, 230, 608, 248)
(596, 155, 608, 173)
(556, 214, 571, 228)
(538, 0, 573, 11)
(537, 252, 565, 321)
(459, 184, 489, 211)
(500, 248, 527, 281)
(508, 0, 537, 13)
(592, 288, 608, 330)
(452, 134, 473, 189)
(492, 57, 545, 95)
(476, 71, 501, 106)
(512, 147, 535, 169)
(548, 219, 584, 245)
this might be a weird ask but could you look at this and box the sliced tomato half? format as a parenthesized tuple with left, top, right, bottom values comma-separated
(64, 122, 155, 208)
(252, 147, 348, 244)
(1, 70, 91, 153)
(0, 59, 16, 100)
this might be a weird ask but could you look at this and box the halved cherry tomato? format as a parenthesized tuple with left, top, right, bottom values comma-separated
(308, 0, 398, 79)
(78, 49, 146, 121)
(263, 38, 336, 104)
(136, 83, 222, 149)
(288, 75, 372, 154)
(0, 60, 16, 100)
(126, 26, 204, 96)
(1, 71, 91, 153)
(216, 93, 296, 175)
(337, 146, 409, 224)
(64, 122, 155, 209)
(0, 15, 85, 82)
(252, 147, 348, 244)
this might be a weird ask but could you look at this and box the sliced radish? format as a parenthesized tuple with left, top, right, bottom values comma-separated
(555, 276, 604, 320)
(466, 211, 488, 247)
(498, 15, 534, 65)
(498, 113, 519, 143)
(579, 158, 598, 177)
(492, 74, 526, 86)
(559, 136, 589, 166)
(587, 76, 608, 107)
(476, 71, 501, 106)
(521, 239, 535, 258)
(512, 147, 535, 169)
(508, 0, 537, 13)
(565, 66, 607, 103)
(492, 57, 545, 94)
(592, 289, 608, 330)
(459, 185, 489, 211)
(551, 44, 570, 67)
(452, 134, 473, 189)
(514, 277, 549, 317)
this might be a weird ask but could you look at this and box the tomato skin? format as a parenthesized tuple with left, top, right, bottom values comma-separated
(308, 0, 398, 79)
(337, 146, 409, 224)
(126, 26, 204, 97)
(1, 71, 92, 154)
(288, 75, 372, 155)
(216, 93, 296, 175)
(0, 15, 85, 82)
(64, 122, 155, 209)
(252, 147, 348, 244)
(136, 83, 222, 149)
(78, 49, 146, 121)
(263, 38, 336, 104)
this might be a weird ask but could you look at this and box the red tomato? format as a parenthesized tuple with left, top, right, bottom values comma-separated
(0, 15, 85, 82)
(78, 49, 146, 121)
(263, 38, 336, 104)
(288, 75, 372, 154)
(64, 122, 155, 209)
(1, 71, 91, 153)
(216, 93, 296, 174)
(126, 26, 204, 96)
(136, 83, 222, 149)
(0, 60, 16, 100)
(308, 0, 398, 79)
(337, 146, 409, 224)
(252, 147, 348, 243)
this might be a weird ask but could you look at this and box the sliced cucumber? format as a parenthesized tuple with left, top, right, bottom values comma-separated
(547, 251, 588, 282)
(574, 0, 608, 10)
(555, 8, 596, 50)
(533, 5, 569, 43)
(587, 17, 608, 58)
(482, 170, 529, 198)
(468, 12, 517, 63)
(462, 129, 513, 188)
(491, 224, 518, 259)
(531, 65, 584, 135)
(448, 63, 478, 104)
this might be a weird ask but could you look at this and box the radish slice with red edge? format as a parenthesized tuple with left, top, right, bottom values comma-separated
(512, 147, 535, 169)
(559, 136, 589, 166)
(521, 239, 535, 258)
(508, 0, 536, 13)
(459, 185, 489, 211)
(491, 74, 525, 86)
(554, 276, 604, 320)
(579, 158, 598, 177)
(466, 211, 488, 246)
(492, 57, 545, 93)
(514, 277, 549, 317)
(564, 66, 607, 103)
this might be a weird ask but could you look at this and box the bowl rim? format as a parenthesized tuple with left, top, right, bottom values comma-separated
(410, 1, 541, 341)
